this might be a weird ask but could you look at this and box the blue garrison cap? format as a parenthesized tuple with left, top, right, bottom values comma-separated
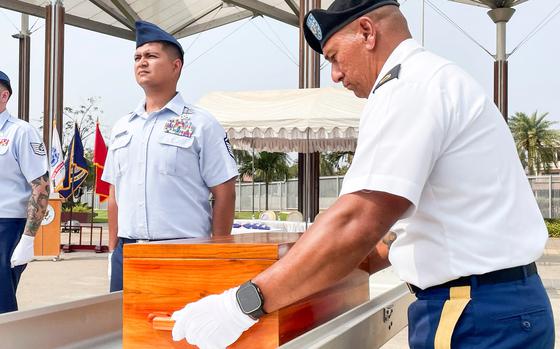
(135, 20, 184, 61)
(304, 0, 399, 54)
(0, 70, 12, 95)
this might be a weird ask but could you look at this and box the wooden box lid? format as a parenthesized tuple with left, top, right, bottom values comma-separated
(123, 233, 301, 259)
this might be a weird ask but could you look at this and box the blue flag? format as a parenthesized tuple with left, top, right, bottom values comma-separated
(58, 124, 89, 199)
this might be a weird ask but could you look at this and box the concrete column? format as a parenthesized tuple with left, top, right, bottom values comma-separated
(13, 14, 31, 121)
(43, 0, 65, 151)
(488, 7, 515, 121)
(298, 0, 321, 222)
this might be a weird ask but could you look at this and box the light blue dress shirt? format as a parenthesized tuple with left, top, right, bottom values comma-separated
(0, 110, 49, 218)
(102, 93, 238, 240)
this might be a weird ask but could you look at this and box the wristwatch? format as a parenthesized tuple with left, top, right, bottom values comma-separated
(236, 281, 267, 320)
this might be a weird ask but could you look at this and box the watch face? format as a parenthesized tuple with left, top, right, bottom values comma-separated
(237, 284, 262, 314)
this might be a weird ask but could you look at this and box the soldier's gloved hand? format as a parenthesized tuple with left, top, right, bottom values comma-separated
(171, 286, 257, 349)
(10, 235, 35, 268)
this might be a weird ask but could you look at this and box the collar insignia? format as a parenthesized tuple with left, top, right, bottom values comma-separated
(372, 64, 401, 94)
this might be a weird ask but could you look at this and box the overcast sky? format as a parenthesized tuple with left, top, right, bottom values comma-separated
(1, 0, 559, 144)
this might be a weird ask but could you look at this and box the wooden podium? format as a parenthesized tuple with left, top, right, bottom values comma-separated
(123, 233, 370, 348)
(34, 198, 62, 258)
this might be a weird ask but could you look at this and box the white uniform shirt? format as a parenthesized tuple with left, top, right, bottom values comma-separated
(340, 39, 547, 289)
(102, 93, 238, 240)
(0, 110, 49, 218)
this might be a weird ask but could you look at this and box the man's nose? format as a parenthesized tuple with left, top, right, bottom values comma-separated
(331, 65, 343, 83)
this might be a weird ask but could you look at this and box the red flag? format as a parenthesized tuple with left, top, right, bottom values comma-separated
(93, 122, 110, 202)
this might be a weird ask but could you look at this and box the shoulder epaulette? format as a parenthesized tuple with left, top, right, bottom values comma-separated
(372, 64, 401, 94)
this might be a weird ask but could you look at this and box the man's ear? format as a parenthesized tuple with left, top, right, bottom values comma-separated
(0, 90, 8, 102)
(174, 59, 183, 74)
(358, 17, 376, 50)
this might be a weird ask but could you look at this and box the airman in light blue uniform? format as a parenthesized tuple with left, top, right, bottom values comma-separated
(102, 94, 238, 240)
(102, 21, 238, 292)
(0, 70, 49, 313)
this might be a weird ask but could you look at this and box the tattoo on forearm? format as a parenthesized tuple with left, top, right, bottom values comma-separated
(382, 231, 397, 249)
(24, 172, 50, 237)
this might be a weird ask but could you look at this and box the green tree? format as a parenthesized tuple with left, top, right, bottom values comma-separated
(287, 163, 298, 179)
(509, 111, 560, 175)
(236, 151, 290, 210)
(35, 97, 104, 152)
(62, 96, 103, 150)
(320, 152, 354, 176)
(255, 152, 290, 209)
(233, 149, 254, 181)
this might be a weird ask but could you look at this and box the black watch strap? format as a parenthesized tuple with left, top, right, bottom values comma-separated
(236, 281, 267, 320)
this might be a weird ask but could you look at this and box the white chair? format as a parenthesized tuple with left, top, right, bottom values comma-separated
(259, 210, 277, 221)
(286, 211, 303, 222)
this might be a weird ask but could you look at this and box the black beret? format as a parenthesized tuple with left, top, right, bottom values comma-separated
(135, 20, 184, 60)
(0, 70, 12, 96)
(304, 0, 400, 54)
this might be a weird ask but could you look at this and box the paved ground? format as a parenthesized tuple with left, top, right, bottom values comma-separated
(17, 252, 109, 310)
(14, 238, 560, 348)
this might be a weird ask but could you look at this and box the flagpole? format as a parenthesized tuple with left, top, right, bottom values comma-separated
(90, 120, 97, 247)
(50, 120, 57, 194)
(68, 130, 75, 248)
(90, 166, 95, 246)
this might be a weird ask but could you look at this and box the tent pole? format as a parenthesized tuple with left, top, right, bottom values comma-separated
(299, 0, 321, 223)
(305, 129, 310, 228)
(14, 14, 31, 121)
(251, 144, 255, 219)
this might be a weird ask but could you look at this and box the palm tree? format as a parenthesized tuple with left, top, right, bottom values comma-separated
(237, 151, 290, 210)
(509, 111, 560, 175)
(320, 152, 354, 176)
(233, 149, 254, 180)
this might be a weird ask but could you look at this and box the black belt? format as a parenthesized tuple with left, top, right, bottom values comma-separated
(120, 237, 152, 244)
(119, 237, 191, 244)
(407, 262, 538, 294)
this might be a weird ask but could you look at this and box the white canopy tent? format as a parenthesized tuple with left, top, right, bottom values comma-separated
(197, 87, 366, 153)
(198, 87, 366, 222)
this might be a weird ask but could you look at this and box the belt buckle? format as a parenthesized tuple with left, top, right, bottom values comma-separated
(136, 239, 150, 243)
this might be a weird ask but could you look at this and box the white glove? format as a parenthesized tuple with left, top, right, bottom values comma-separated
(11, 234, 35, 268)
(107, 252, 113, 278)
(171, 286, 258, 349)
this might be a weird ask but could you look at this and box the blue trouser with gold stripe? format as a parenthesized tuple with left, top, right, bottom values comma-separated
(0, 218, 27, 314)
(408, 272, 555, 348)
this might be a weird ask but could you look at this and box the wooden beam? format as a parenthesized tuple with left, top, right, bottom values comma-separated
(284, 0, 299, 17)
(110, 0, 140, 22)
(224, 0, 298, 26)
(174, 10, 254, 38)
(89, 0, 134, 30)
(0, 0, 135, 40)
(170, 4, 222, 36)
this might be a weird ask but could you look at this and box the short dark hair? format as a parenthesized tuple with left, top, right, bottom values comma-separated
(159, 41, 184, 64)
(0, 81, 11, 97)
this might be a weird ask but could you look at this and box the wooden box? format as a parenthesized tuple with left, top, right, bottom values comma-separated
(123, 233, 369, 348)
